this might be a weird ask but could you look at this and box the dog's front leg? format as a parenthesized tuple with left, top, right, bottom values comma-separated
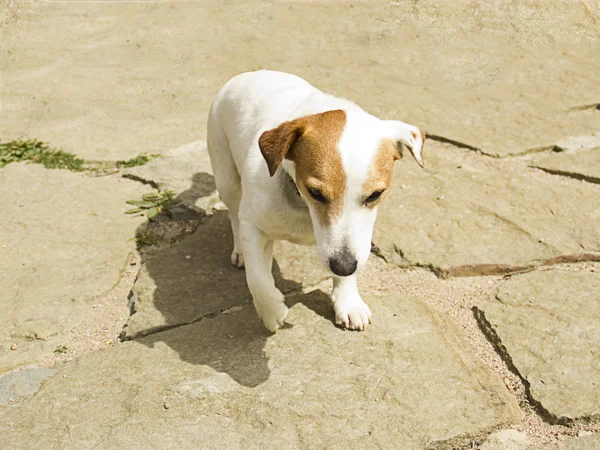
(332, 274, 372, 331)
(239, 219, 288, 332)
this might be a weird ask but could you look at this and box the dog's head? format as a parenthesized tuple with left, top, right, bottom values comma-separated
(259, 109, 424, 277)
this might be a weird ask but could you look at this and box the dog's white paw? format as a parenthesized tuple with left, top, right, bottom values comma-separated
(334, 299, 372, 331)
(231, 249, 244, 268)
(254, 296, 289, 332)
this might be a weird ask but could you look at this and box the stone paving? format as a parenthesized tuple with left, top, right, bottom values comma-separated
(1, 1, 600, 448)
(372, 143, 600, 277)
(0, 163, 148, 372)
(0, 294, 522, 449)
(476, 270, 600, 423)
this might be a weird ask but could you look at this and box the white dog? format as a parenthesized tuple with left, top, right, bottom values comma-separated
(207, 70, 424, 332)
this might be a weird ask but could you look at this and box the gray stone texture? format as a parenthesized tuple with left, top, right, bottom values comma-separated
(0, 294, 521, 449)
(0, 366, 58, 405)
(477, 270, 600, 422)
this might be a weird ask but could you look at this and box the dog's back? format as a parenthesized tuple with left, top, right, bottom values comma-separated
(207, 70, 360, 178)
(208, 71, 312, 175)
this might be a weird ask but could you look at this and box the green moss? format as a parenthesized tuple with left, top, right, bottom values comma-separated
(134, 232, 158, 250)
(0, 139, 84, 171)
(116, 153, 160, 168)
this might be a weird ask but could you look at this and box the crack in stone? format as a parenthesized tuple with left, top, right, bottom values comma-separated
(473, 305, 563, 425)
(425, 133, 565, 158)
(425, 133, 481, 152)
(442, 263, 536, 278)
(120, 301, 253, 341)
(439, 253, 600, 278)
(531, 166, 600, 185)
(473, 306, 600, 426)
(121, 173, 160, 189)
(119, 269, 314, 341)
(389, 245, 446, 278)
(116, 263, 143, 340)
(370, 242, 388, 262)
(501, 145, 562, 157)
(388, 240, 600, 278)
(568, 102, 600, 112)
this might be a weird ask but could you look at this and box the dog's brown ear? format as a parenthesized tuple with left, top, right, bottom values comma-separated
(259, 120, 305, 177)
(383, 120, 425, 168)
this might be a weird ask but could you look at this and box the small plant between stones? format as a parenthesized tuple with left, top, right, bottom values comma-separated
(0, 139, 84, 171)
(133, 231, 159, 249)
(116, 153, 160, 168)
(125, 189, 180, 221)
(1, 140, 159, 173)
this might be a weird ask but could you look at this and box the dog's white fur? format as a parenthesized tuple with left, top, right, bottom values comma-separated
(207, 70, 424, 332)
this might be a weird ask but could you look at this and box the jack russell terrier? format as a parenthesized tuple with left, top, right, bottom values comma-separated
(207, 70, 424, 332)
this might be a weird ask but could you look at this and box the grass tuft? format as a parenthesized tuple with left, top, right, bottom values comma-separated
(116, 153, 160, 168)
(0, 139, 84, 171)
(53, 345, 68, 354)
(133, 232, 159, 249)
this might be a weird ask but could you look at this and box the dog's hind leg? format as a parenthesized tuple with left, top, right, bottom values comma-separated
(207, 117, 244, 268)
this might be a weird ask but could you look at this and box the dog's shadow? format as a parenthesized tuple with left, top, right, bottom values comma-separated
(133, 173, 333, 387)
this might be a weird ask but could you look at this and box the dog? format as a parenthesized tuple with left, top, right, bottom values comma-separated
(207, 70, 424, 332)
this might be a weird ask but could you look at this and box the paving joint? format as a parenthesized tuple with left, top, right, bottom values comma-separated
(531, 166, 600, 185)
(472, 305, 600, 427)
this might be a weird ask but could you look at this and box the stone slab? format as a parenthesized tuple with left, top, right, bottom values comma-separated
(477, 269, 600, 422)
(123, 211, 328, 339)
(0, 163, 147, 373)
(372, 142, 600, 277)
(0, 366, 59, 405)
(0, 293, 521, 449)
(534, 435, 600, 450)
(533, 147, 600, 184)
(2, 1, 599, 160)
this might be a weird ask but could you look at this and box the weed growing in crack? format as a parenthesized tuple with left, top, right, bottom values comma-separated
(116, 153, 160, 168)
(0, 139, 84, 171)
(125, 189, 180, 221)
(132, 231, 159, 250)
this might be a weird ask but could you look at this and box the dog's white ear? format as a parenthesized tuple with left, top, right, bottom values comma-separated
(383, 120, 425, 168)
(259, 120, 305, 177)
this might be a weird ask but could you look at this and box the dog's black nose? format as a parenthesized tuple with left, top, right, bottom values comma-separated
(329, 250, 358, 277)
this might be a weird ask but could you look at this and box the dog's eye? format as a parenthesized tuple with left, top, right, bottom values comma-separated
(307, 188, 327, 203)
(365, 190, 385, 204)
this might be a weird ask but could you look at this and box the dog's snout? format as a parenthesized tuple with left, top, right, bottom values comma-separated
(329, 249, 358, 277)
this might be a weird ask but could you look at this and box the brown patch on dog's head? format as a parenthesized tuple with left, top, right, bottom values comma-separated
(258, 110, 347, 226)
(361, 138, 398, 208)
